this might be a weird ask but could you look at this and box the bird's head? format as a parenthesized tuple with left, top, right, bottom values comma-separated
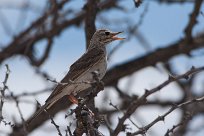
(90, 29, 125, 47)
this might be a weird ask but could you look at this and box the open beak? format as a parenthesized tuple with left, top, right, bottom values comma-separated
(111, 31, 125, 40)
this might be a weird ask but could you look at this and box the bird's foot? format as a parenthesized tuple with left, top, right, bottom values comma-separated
(68, 95, 78, 105)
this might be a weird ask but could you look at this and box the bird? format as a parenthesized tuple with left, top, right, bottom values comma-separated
(28, 29, 124, 122)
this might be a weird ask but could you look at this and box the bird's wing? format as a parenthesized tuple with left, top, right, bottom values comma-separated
(45, 47, 105, 103)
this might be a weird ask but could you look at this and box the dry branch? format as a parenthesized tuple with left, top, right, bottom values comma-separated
(112, 66, 204, 136)
(0, 65, 10, 123)
(104, 33, 204, 86)
(130, 96, 204, 135)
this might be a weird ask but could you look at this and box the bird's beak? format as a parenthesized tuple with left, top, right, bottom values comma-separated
(111, 31, 125, 40)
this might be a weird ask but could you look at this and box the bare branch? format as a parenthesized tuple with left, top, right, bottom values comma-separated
(112, 66, 204, 136)
(184, 0, 202, 40)
(104, 34, 204, 86)
(130, 96, 204, 135)
(84, 0, 97, 48)
(164, 113, 191, 136)
(15, 99, 28, 135)
(0, 64, 10, 122)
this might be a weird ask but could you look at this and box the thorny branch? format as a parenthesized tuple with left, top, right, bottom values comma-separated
(164, 113, 191, 136)
(14, 99, 27, 135)
(0, 64, 10, 123)
(130, 96, 204, 135)
(112, 66, 204, 136)
(104, 33, 204, 86)
(5, 87, 53, 99)
(184, 0, 202, 41)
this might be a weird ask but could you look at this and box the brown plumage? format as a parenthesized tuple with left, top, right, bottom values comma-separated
(45, 47, 106, 103)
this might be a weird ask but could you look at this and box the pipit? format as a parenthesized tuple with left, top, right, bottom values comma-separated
(29, 29, 124, 121)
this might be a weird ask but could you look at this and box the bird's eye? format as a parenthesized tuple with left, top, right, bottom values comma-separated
(105, 31, 110, 35)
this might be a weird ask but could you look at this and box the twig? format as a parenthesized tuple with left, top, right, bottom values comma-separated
(15, 98, 28, 135)
(184, 0, 202, 40)
(130, 96, 204, 135)
(47, 77, 97, 86)
(0, 64, 10, 122)
(84, 0, 97, 48)
(65, 125, 73, 136)
(133, 0, 142, 8)
(112, 66, 204, 136)
(164, 120, 187, 136)
(109, 101, 140, 129)
(108, 3, 149, 60)
(36, 101, 63, 136)
(35, 67, 53, 81)
(0, 65, 15, 128)
(1, 119, 15, 127)
(104, 33, 204, 86)
(4, 87, 53, 103)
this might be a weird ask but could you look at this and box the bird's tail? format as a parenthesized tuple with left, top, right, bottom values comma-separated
(26, 104, 47, 125)
(27, 100, 56, 126)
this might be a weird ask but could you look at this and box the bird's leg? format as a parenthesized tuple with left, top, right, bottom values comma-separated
(68, 95, 78, 104)
(97, 81, 104, 90)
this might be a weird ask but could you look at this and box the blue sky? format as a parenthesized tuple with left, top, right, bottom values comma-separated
(0, 0, 204, 136)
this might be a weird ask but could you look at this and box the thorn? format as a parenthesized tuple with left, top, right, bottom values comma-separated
(134, 0, 142, 8)
(78, 98, 83, 104)
(172, 103, 178, 108)
(184, 75, 189, 80)
(5, 64, 11, 73)
(144, 89, 149, 94)
(35, 100, 41, 108)
(158, 115, 165, 121)
(168, 74, 175, 80)
(191, 66, 195, 70)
